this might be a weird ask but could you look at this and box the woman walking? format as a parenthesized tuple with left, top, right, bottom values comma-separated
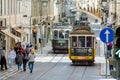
(16, 52, 23, 72)
(28, 49, 35, 73)
(8, 47, 16, 71)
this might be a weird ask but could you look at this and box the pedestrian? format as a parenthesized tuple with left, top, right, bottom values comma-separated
(107, 42, 113, 58)
(16, 51, 23, 72)
(28, 49, 35, 73)
(14, 43, 19, 64)
(1, 54, 8, 70)
(108, 54, 113, 75)
(0, 48, 8, 70)
(23, 48, 29, 71)
(8, 47, 16, 71)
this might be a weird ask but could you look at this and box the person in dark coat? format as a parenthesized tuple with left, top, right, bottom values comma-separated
(1, 54, 7, 70)
(23, 48, 29, 71)
(16, 52, 23, 71)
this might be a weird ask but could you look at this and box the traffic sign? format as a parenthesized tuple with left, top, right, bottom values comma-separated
(100, 27, 114, 43)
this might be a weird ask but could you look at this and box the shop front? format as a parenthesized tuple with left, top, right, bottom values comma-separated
(0, 30, 21, 54)
(12, 28, 28, 47)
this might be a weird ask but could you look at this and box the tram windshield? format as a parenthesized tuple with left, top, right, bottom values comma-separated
(78, 36, 85, 47)
(71, 36, 93, 48)
(53, 30, 70, 39)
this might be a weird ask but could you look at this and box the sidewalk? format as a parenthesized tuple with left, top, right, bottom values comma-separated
(97, 56, 115, 79)
(0, 41, 52, 80)
(0, 66, 19, 80)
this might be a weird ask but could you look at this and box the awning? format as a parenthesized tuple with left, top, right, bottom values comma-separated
(1, 30, 21, 40)
(14, 28, 27, 35)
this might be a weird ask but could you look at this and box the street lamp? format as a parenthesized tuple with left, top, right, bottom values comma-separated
(101, 1, 109, 26)
(56, 0, 61, 21)
(56, 0, 68, 20)
(33, 27, 37, 49)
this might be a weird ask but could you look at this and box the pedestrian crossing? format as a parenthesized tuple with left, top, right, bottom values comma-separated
(0, 66, 19, 80)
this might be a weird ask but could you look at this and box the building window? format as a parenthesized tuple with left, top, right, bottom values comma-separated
(17, 0, 21, 14)
(0, 21, 3, 26)
(31, 0, 34, 16)
(0, 0, 2, 16)
(8, 0, 9, 15)
(9, 0, 12, 14)
(8, 0, 12, 15)
(11, 0, 12, 14)
(13, 0, 16, 14)
(4, 0, 6, 15)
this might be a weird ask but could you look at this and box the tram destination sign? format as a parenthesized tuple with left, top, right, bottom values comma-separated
(58, 40, 66, 43)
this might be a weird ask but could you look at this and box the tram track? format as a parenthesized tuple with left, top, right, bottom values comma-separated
(36, 53, 88, 80)
(68, 65, 88, 80)
(67, 65, 77, 80)
(36, 53, 66, 80)
(80, 66, 87, 80)
(8, 52, 90, 80)
(8, 53, 58, 80)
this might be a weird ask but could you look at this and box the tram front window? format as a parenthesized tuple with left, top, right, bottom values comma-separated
(86, 37, 92, 47)
(72, 36, 77, 47)
(59, 32, 64, 38)
(78, 36, 85, 47)
(65, 31, 69, 38)
(53, 30, 58, 39)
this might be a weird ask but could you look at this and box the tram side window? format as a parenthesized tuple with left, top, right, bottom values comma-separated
(53, 30, 58, 39)
(78, 36, 85, 47)
(65, 31, 69, 38)
(86, 37, 92, 47)
(72, 37, 77, 47)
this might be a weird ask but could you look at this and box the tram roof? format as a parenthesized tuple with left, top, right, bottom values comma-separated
(52, 22, 73, 29)
(70, 30, 94, 34)
(53, 22, 70, 26)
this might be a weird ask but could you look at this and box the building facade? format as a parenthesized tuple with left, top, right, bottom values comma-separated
(0, 0, 55, 53)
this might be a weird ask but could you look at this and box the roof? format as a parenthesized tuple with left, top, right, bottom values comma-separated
(1, 30, 21, 40)
(14, 28, 27, 35)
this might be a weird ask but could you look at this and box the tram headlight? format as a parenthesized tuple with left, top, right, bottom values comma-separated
(88, 48, 92, 56)
(88, 48, 92, 53)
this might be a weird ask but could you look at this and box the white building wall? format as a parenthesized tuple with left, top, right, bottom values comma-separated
(21, 0, 31, 26)
(116, 0, 120, 25)
(22, 0, 31, 17)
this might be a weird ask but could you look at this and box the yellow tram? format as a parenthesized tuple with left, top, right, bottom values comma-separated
(68, 27, 96, 65)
